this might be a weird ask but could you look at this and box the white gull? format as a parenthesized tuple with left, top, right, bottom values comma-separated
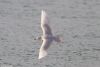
(37, 10, 62, 59)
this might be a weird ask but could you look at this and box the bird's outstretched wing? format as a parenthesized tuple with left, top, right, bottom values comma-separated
(41, 10, 52, 36)
(38, 39, 52, 59)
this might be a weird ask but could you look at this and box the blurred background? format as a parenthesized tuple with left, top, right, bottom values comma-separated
(0, 0, 100, 67)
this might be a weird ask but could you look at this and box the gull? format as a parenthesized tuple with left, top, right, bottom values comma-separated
(36, 10, 62, 59)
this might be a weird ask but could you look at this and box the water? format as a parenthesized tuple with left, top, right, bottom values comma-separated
(0, 0, 100, 67)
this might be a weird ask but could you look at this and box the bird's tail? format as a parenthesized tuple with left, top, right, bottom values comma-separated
(38, 49, 47, 59)
(54, 35, 62, 42)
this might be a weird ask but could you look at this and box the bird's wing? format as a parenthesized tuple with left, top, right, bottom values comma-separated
(38, 39, 52, 59)
(41, 10, 52, 36)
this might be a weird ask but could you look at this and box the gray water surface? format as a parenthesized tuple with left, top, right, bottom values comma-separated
(0, 0, 100, 67)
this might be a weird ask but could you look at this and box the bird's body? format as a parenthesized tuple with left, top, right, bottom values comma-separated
(38, 10, 61, 59)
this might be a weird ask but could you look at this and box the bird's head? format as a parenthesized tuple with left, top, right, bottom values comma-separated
(34, 36, 42, 41)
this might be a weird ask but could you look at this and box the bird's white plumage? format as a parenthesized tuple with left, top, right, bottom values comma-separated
(38, 10, 53, 59)
(38, 40, 47, 59)
(38, 10, 61, 59)
(41, 10, 52, 36)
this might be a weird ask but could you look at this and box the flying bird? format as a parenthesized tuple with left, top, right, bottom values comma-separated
(36, 10, 62, 59)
